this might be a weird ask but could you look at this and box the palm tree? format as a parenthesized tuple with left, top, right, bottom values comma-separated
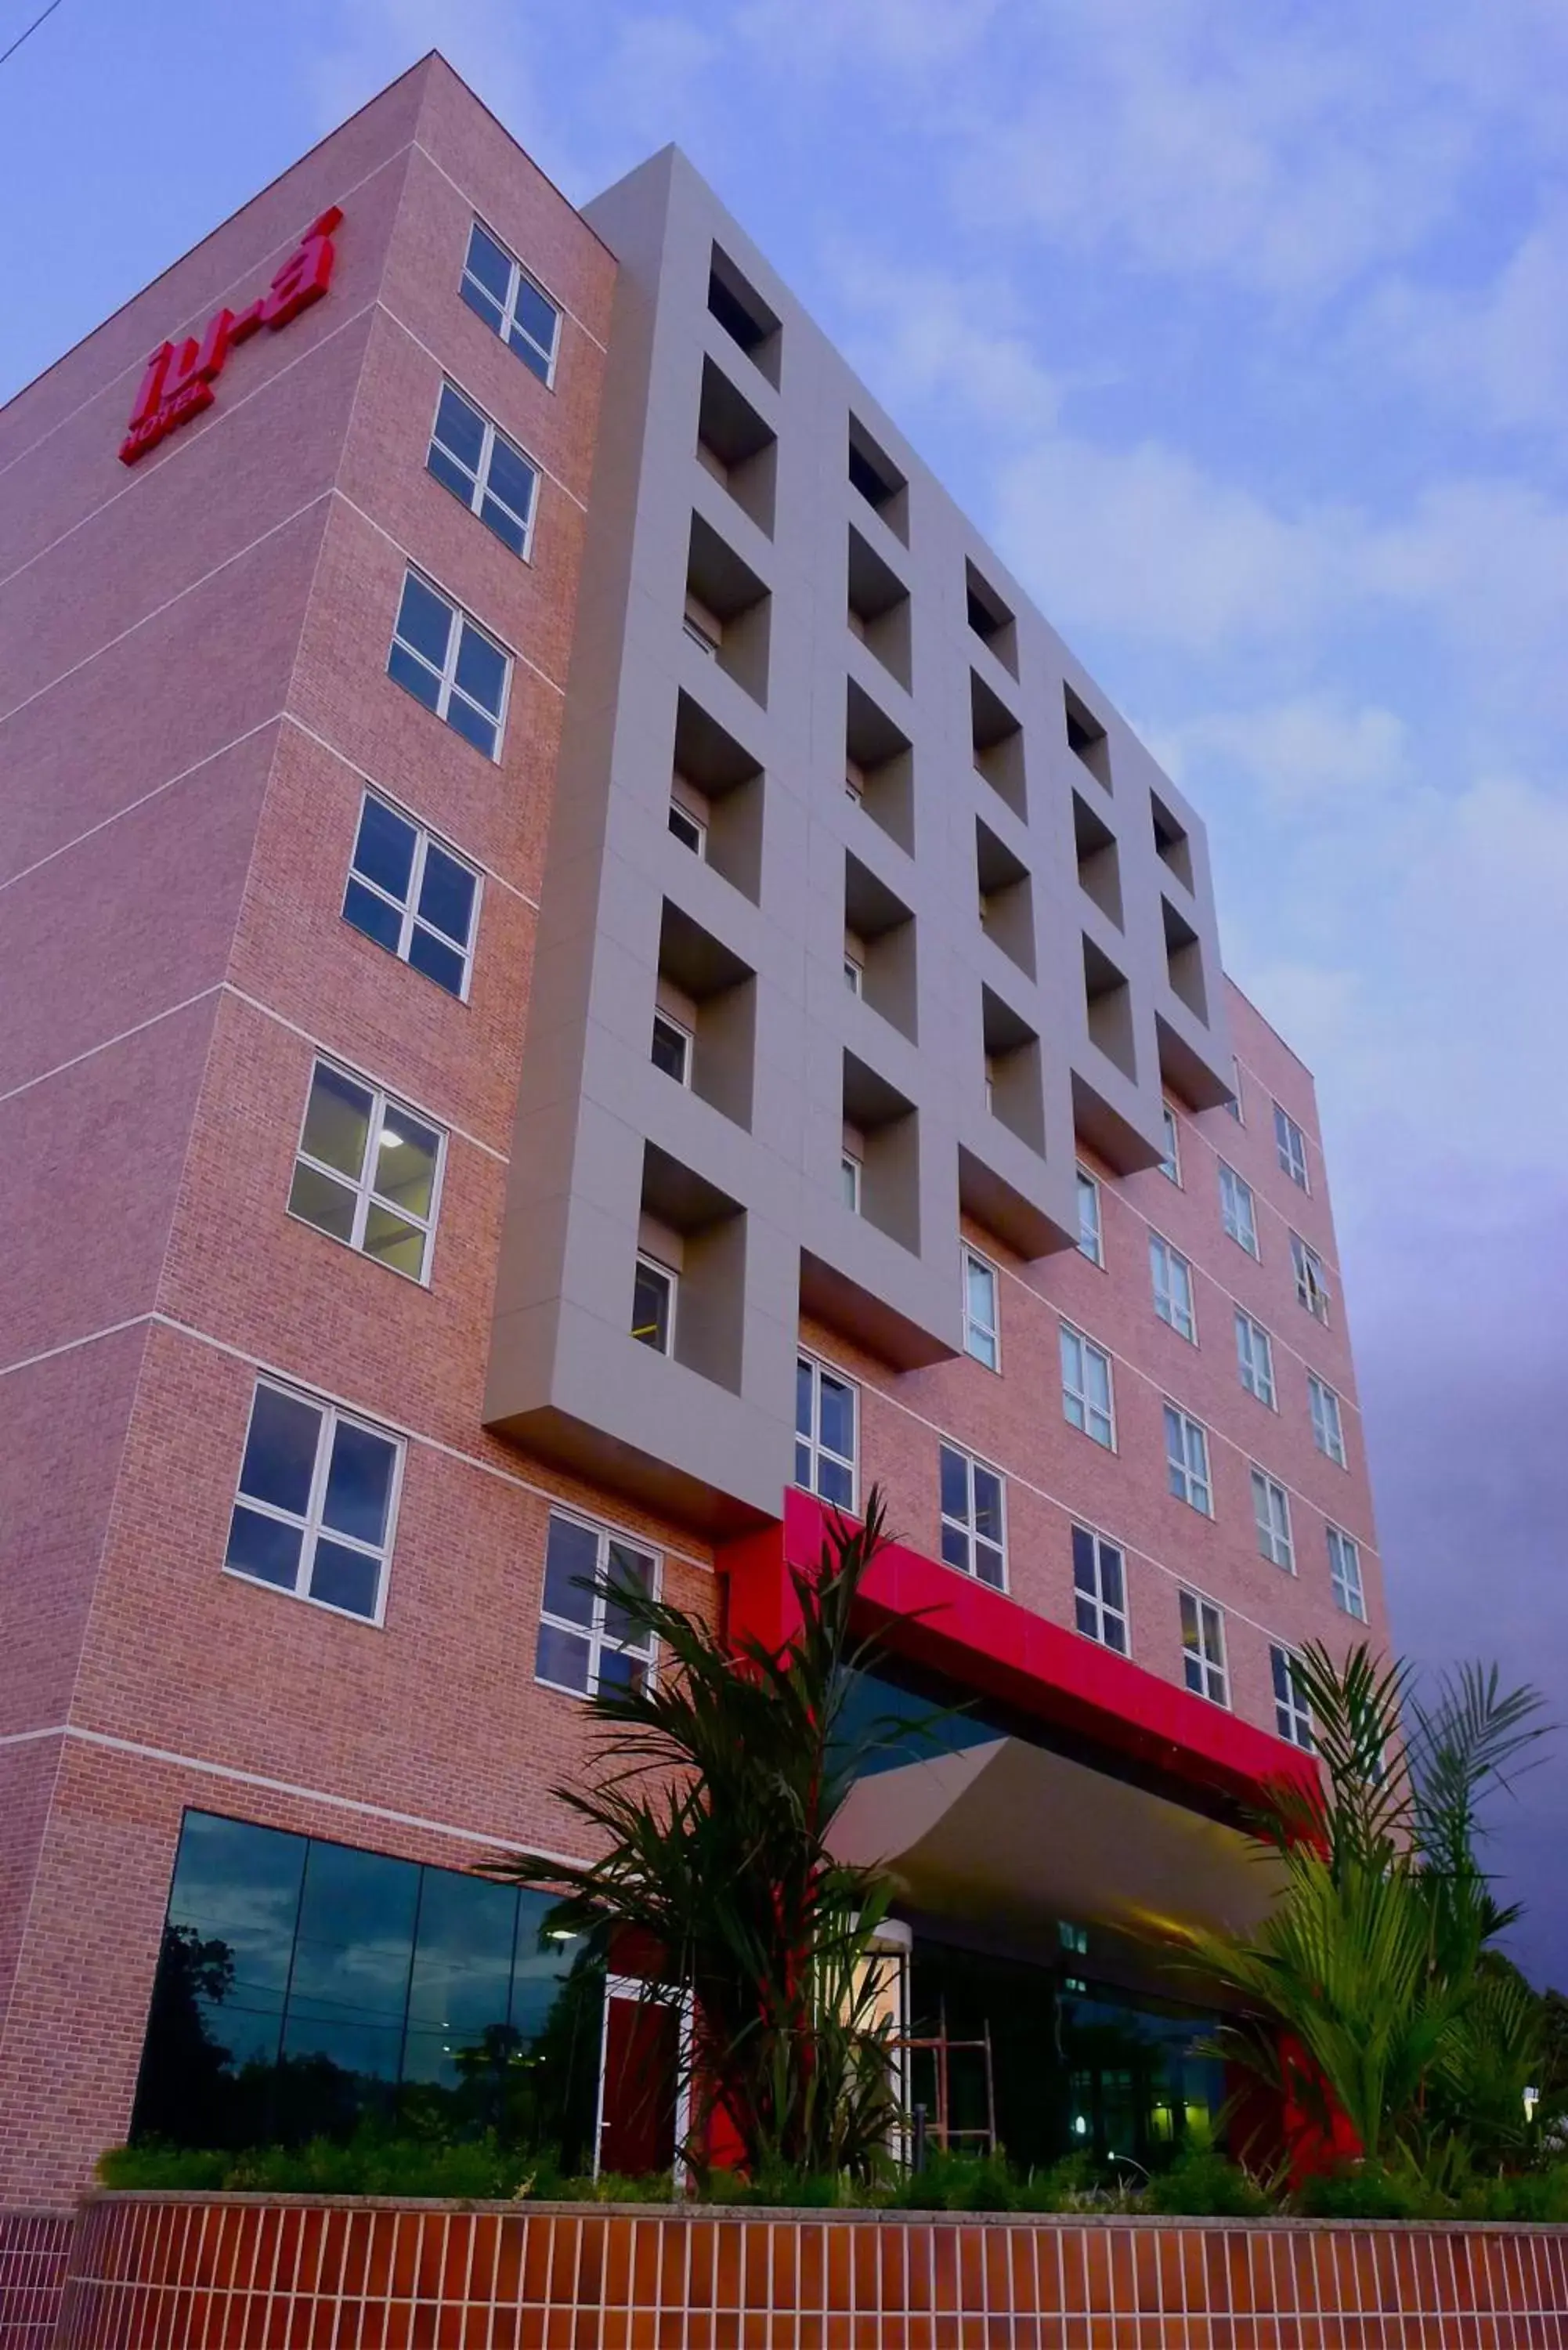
(488, 1490, 929, 2185)
(1183, 1642, 1549, 2177)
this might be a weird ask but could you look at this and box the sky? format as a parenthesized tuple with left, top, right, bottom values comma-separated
(4, 0, 1566, 1976)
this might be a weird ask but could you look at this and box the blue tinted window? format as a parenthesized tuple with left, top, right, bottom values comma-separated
(343, 794, 478, 1000)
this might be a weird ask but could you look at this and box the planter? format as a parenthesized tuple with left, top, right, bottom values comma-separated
(37, 2191, 1568, 2347)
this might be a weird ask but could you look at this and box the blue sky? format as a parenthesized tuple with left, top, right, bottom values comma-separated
(5, 0, 1566, 1976)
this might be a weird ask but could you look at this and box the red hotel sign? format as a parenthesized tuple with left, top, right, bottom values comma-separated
(119, 208, 343, 465)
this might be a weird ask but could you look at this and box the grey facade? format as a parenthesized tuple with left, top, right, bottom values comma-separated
(484, 146, 1232, 1530)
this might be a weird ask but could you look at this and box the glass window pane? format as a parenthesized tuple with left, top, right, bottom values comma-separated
(542, 1516, 598, 1628)
(403, 1871, 518, 2085)
(287, 1161, 359, 1244)
(301, 1065, 374, 1180)
(1104, 1614, 1127, 1655)
(975, 1542, 1004, 1590)
(938, 1445, 969, 1523)
(973, 1467, 1003, 1542)
(486, 439, 537, 522)
(512, 277, 558, 356)
(374, 1116, 439, 1220)
(1071, 1527, 1094, 1588)
(509, 323, 551, 380)
(417, 844, 476, 946)
(631, 1261, 671, 1350)
(388, 641, 443, 711)
(1101, 1546, 1124, 1609)
(433, 385, 486, 474)
(479, 495, 528, 556)
(407, 927, 467, 996)
(308, 1538, 382, 1618)
(537, 1620, 591, 1690)
(352, 797, 416, 901)
(395, 575, 453, 667)
(465, 224, 514, 302)
(321, 1420, 397, 1546)
(150, 1811, 308, 2109)
(1075, 1594, 1098, 1639)
(939, 1523, 969, 1573)
(360, 1207, 427, 1278)
(226, 1502, 304, 1589)
(343, 877, 404, 951)
(454, 624, 506, 716)
(237, 1386, 321, 1515)
(168, 1813, 306, 2002)
(796, 1360, 814, 1440)
(602, 1542, 653, 1647)
(817, 1456, 853, 1509)
(283, 1840, 419, 2081)
(596, 1646, 649, 1697)
(794, 1438, 812, 1488)
(427, 442, 478, 505)
(818, 1374, 854, 1462)
(444, 693, 498, 757)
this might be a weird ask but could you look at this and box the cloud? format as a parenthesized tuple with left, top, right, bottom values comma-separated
(1357, 205, 1568, 440)
(826, 248, 1064, 439)
(736, 0, 999, 72)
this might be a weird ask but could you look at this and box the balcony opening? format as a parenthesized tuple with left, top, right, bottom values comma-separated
(971, 670, 1026, 819)
(847, 523, 912, 692)
(844, 850, 918, 1042)
(1151, 789, 1194, 891)
(842, 1050, 920, 1255)
(847, 414, 909, 544)
(1162, 897, 1209, 1023)
(696, 355, 777, 537)
(981, 985, 1045, 1155)
(1064, 683, 1111, 790)
(975, 816, 1035, 979)
(965, 561, 1018, 679)
(672, 690, 764, 902)
(845, 676, 915, 853)
(1082, 935, 1136, 1080)
(685, 512, 771, 706)
(657, 899, 757, 1130)
(1073, 790, 1123, 928)
(707, 245, 780, 387)
(639, 1142, 746, 1393)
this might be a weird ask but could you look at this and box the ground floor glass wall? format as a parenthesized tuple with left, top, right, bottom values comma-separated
(130, 1811, 602, 2167)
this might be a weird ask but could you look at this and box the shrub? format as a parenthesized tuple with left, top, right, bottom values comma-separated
(1140, 2146, 1270, 2218)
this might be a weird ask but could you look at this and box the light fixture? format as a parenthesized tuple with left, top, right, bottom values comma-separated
(1073, 2114, 1088, 2137)
(1525, 2085, 1540, 2123)
(547, 1927, 576, 1942)
(379, 1127, 406, 1150)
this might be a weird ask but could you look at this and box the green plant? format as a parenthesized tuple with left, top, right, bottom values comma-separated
(1140, 2144, 1270, 2218)
(487, 1492, 941, 2186)
(1180, 1642, 1549, 2178)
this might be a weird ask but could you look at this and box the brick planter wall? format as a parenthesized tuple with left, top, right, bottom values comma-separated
(0, 2211, 72, 2350)
(34, 2192, 1568, 2348)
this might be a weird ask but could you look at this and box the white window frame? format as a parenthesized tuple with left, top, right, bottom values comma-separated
(1158, 1102, 1182, 1184)
(1150, 1232, 1197, 1343)
(631, 1254, 677, 1355)
(1328, 1524, 1367, 1622)
(938, 1442, 1007, 1591)
(1274, 1101, 1310, 1191)
(1271, 1645, 1314, 1750)
(844, 949, 865, 996)
(461, 219, 562, 387)
(1309, 1374, 1347, 1466)
(1227, 1058, 1245, 1122)
(534, 1511, 659, 1700)
(962, 1249, 1000, 1371)
(388, 571, 511, 761)
(427, 380, 539, 559)
(1071, 1524, 1129, 1654)
(1251, 1467, 1295, 1571)
(1235, 1311, 1277, 1409)
(1218, 1162, 1259, 1257)
(651, 1010, 694, 1086)
(1291, 1232, 1331, 1323)
(344, 790, 481, 1002)
(1075, 1168, 1104, 1267)
(1060, 1325, 1115, 1449)
(287, 1059, 446, 1285)
(1164, 1402, 1212, 1515)
(841, 1150, 862, 1212)
(667, 799, 707, 856)
(1180, 1590, 1228, 1707)
(224, 1379, 403, 1626)
(796, 1354, 858, 1510)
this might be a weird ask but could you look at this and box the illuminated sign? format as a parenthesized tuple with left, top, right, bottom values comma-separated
(119, 207, 343, 466)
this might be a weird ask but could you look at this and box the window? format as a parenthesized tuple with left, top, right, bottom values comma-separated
(1180, 1592, 1227, 1705)
(1071, 1525, 1128, 1654)
(1274, 1102, 1310, 1190)
(1227, 1059, 1244, 1121)
(844, 951, 864, 996)
(1328, 1524, 1366, 1622)
(1251, 1468, 1294, 1570)
(650, 1011, 692, 1084)
(1060, 1326, 1115, 1449)
(287, 1062, 443, 1282)
(426, 383, 538, 558)
(1271, 1647, 1314, 1750)
(668, 800, 706, 855)
(1164, 1405, 1212, 1515)
(1235, 1311, 1276, 1408)
(1158, 1104, 1181, 1184)
(1218, 1163, 1259, 1256)
(796, 1357, 857, 1509)
(535, 1513, 657, 1697)
(1150, 1235, 1196, 1342)
(962, 1250, 999, 1370)
(1076, 1170, 1104, 1266)
(1309, 1374, 1347, 1466)
(388, 573, 509, 758)
(1291, 1232, 1331, 1323)
(461, 221, 561, 385)
(841, 1151, 862, 1211)
(225, 1380, 401, 1622)
(631, 1256, 674, 1354)
(939, 1444, 1006, 1589)
(342, 794, 479, 1000)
